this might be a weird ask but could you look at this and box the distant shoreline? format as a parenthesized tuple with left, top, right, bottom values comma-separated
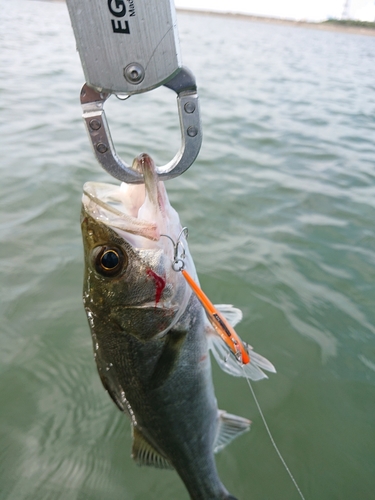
(177, 9, 375, 37)
(50, 0, 375, 37)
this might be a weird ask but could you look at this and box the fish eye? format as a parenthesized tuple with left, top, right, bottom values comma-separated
(101, 249, 119, 270)
(94, 246, 127, 277)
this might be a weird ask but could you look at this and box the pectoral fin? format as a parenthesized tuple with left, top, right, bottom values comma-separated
(131, 426, 174, 470)
(214, 304, 243, 327)
(182, 270, 249, 363)
(214, 410, 251, 453)
(207, 305, 276, 380)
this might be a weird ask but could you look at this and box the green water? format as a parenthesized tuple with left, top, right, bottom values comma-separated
(1, 1, 375, 499)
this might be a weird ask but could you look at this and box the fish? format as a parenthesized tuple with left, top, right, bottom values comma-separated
(81, 153, 276, 500)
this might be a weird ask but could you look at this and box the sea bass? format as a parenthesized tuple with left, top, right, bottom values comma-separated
(81, 154, 275, 500)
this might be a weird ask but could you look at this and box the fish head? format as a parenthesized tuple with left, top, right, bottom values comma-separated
(81, 154, 194, 341)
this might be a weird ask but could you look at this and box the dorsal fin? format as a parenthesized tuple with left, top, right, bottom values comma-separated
(214, 410, 251, 453)
(131, 426, 174, 470)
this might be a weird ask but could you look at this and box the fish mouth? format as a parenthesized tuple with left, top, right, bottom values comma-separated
(82, 181, 160, 241)
(82, 154, 182, 248)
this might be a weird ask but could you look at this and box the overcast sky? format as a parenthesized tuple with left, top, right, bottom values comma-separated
(174, 0, 375, 22)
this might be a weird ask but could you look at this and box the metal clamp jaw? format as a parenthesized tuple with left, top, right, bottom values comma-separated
(80, 67, 202, 184)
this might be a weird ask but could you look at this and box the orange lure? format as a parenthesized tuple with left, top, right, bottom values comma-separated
(181, 269, 250, 365)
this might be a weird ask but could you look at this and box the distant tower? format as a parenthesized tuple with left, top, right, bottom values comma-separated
(342, 0, 351, 19)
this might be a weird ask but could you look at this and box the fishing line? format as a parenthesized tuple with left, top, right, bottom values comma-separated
(243, 371, 306, 500)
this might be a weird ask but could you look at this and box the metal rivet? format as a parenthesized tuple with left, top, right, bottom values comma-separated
(124, 63, 145, 84)
(89, 119, 101, 131)
(184, 102, 195, 114)
(187, 126, 198, 137)
(96, 143, 108, 154)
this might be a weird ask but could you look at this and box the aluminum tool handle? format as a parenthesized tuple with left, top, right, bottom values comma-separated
(66, 0, 181, 94)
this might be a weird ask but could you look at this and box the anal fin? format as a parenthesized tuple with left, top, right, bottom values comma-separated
(132, 426, 174, 470)
(214, 410, 251, 453)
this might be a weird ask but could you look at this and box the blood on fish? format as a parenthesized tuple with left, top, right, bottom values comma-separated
(146, 269, 166, 304)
